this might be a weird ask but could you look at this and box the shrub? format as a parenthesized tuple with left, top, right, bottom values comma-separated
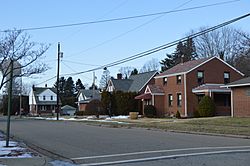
(193, 110, 200, 118)
(144, 105, 157, 118)
(175, 110, 181, 119)
(198, 96, 215, 117)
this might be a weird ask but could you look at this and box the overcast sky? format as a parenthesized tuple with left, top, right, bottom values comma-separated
(0, 0, 249, 88)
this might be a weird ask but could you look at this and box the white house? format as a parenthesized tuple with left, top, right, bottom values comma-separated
(29, 85, 61, 116)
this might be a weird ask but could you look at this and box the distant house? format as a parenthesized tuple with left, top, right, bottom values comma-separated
(76, 89, 101, 111)
(223, 77, 250, 117)
(107, 71, 158, 94)
(61, 105, 76, 116)
(136, 56, 244, 117)
(29, 85, 61, 116)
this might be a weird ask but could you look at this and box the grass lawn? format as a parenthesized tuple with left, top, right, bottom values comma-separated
(83, 117, 250, 136)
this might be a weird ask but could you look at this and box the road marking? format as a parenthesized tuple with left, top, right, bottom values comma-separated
(71, 145, 250, 160)
(79, 149, 250, 166)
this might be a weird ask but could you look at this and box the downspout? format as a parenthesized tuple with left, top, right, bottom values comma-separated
(184, 73, 187, 117)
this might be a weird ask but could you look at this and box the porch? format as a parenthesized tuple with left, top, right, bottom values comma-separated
(192, 84, 231, 116)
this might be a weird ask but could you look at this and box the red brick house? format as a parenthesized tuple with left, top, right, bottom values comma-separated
(223, 77, 250, 117)
(136, 56, 244, 117)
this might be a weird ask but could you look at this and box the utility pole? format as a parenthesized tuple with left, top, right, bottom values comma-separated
(6, 60, 13, 147)
(56, 42, 63, 120)
(19, 77, 22, 118)
(56, 42, 60, 121)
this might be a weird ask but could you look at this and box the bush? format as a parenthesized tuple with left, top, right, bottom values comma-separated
(144, 105, 157, 118)
(198, 96, 215, 117)
(175, 110, 181, 119)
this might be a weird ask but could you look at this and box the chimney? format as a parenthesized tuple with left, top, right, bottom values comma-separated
(45, 84, 47, 88)
(117, 73, 122, 79)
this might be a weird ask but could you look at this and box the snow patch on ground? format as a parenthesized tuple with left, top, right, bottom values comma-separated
(0, 132, 34, 158)
(32, 115, 130, 124)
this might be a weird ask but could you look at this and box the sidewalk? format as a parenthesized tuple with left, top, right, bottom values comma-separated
(0, 157, 51, 166)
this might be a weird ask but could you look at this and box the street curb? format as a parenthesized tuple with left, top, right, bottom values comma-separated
(166, 130, 250, 140)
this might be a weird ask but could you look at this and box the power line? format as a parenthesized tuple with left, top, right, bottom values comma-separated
(1, 0, 239, 32)
(61, 13, 250, 77)
(65, 0, 194, 58)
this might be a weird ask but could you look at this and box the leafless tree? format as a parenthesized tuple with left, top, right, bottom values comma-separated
(119, 66, 135, 79)
(0, 30, 50, 91)
(140, 58, 159, 73)
(191, 27, 246, 61)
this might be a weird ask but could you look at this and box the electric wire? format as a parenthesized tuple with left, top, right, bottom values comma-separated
(0, 0, 239, 32)
(61, 13, 250, 77)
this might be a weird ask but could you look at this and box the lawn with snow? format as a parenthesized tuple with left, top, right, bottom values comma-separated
(0, 132, 34, 158)
(33, 115, 130, 124)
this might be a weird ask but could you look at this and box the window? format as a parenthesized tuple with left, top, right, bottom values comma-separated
(51, 96, 53, 100)
(43, 95, 46, 100)
(168, 94, 173, 107)
(197, 94, 205, 103)
(163, 77, 168, 85)
(177, 93, 182, 107)
(224, 72, 230, 84)
(176, 75, 182, 84)
(197, 71, 204, 85)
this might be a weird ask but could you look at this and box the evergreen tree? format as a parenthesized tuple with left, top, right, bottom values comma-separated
(160, 38, 197, 72)
(75, 78, 85, 92)
(130, 68, 138, 75)
(64, 77, 75, 97)
(54, 77, 66, 96)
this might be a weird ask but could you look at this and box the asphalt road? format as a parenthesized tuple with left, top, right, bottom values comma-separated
(0, 117, 250, 166)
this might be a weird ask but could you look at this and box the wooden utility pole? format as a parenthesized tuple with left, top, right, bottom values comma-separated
(6, 59, 13, 147)
(56, 42, 60, 120)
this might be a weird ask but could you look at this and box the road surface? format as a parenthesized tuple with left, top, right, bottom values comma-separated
(0, 117, 249, 165)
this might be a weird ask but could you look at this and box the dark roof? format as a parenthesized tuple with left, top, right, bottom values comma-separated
(111, 78, 133, 92)
(110, 71, 157, 92)
(158, 57, 211, 77)
(78, 89, 100, 99)
(33, 87, 57, 95)
(128, 71, 158, 92)
(147, 85, 164, 94)
(224, 77, 250, 88)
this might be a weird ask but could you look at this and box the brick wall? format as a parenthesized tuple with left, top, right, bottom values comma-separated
(186, 58, 243, 116)
(232, 86, 250, 117)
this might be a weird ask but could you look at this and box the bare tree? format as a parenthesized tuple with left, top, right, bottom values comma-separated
(119, 66, 135, 79)
(99, 68, 111, 89)
(140, 58, 159, 73)
(191, 27, 246, 63)
(0, 30, 49, 91)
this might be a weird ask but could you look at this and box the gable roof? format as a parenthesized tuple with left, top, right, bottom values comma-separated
(111, 78, 133, 92)
(222, 77, 250, 88)
(155, 56, 244, 78)
(61, 105, 76, 110)
(33, 87, 57, 95)
(146, 85, 164, 94)
(129, 71, 158, 92)
(110, 71, 158, 92)
(77, 89, 101, 100)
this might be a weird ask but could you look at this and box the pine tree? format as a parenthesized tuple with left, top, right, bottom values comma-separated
(64, 77, 75, 97)
(160, 38, 197, 72)
(130, 68, 138, 75)
(75, 78, 85, 92)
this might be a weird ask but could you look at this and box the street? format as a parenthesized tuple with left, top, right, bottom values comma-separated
(0, 117, 250, 165)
